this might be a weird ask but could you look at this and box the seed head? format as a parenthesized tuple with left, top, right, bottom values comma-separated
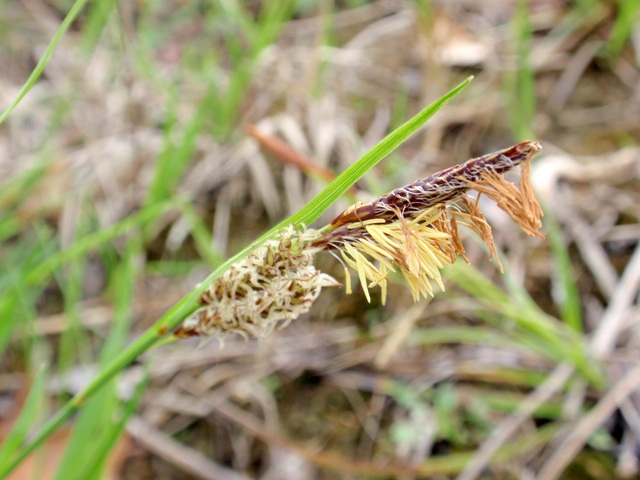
(175, 226, 339, 339)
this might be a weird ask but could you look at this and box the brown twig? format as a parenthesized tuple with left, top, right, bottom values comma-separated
(245, 124, 358, 198)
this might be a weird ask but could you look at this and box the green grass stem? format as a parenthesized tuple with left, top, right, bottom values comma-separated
(0, 0, 91, 126)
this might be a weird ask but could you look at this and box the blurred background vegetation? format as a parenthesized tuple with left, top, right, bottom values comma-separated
(1, 0, 639, 479)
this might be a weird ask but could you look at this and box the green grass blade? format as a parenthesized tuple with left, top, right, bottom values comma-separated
(176, 198, 225, 267)
(0, 0, 91, 126)
(411, 326, 529, 350)
(546, 212, 583, 332)
(0, 160, 48, 211)
(0, 368, 47, 469)
(505, 0, 535, 141)
(144, 85, 213, 205)
(25, 201, 173, 287)
(53, 238, 140, 480)
(445, 261, 603, 387)
(256, 0, 295, 47)
(0, 295, 20, 357)
(205, 0, 295, 138)
(604, 0, 640, 58)
(80, 0, 117, 54)
(78, 371, 150, 480)
(0, 229, 56, 357)
(414, 423, 560, 476)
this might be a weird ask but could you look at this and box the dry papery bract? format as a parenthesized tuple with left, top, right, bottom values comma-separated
(176, 141, 543, 339)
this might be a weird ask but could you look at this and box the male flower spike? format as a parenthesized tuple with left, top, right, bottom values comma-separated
(176, 141, 543, 339)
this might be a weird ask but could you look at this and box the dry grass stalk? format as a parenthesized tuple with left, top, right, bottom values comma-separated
(177, 141, 544, 339)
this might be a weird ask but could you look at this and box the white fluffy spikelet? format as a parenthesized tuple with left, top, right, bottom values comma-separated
(176, 226, 340, 339)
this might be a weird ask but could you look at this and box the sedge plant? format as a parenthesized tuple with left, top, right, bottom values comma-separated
(0, 1, 622, 477)
(0, 73, 473, 478)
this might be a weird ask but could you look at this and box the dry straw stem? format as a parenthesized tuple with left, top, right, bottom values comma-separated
(177, 141, 544, 339)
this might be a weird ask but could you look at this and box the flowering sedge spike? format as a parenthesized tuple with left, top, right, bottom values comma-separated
(175, 226, 340, 339)
(311, 141, 543, 304)
(176, 141, 543, 339)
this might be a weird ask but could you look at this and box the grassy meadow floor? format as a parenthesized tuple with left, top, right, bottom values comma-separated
(1, 1, 640, 479)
